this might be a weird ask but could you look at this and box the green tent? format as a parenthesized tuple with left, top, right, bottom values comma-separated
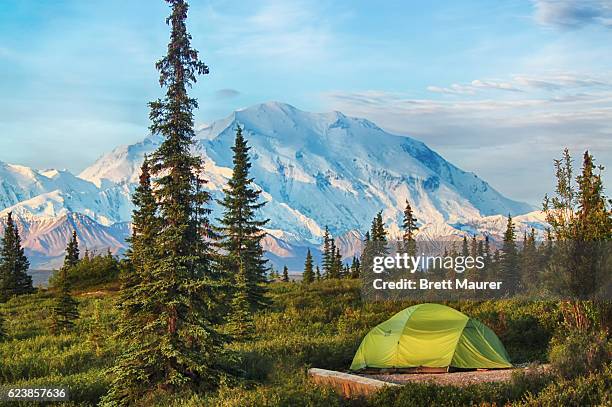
(350, 303, 511, 371)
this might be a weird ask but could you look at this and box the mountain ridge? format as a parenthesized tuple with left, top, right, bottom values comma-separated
(1, 101, 540, 269)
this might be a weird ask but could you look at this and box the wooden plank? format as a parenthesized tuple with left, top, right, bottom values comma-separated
(360, 366, 449, 374)
(308, 368, 399, 398)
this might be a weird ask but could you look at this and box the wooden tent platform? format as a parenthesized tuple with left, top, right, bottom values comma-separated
(309, 365, 547, 398)
(308, 368, 399, 397)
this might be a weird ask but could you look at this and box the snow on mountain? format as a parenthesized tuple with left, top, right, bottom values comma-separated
(0, 162, 132, 226)
(0, 162, 82, 211)
(1, 102, 541, 269)
(80, 102, 534, 241)
(0, 212, 128, 269)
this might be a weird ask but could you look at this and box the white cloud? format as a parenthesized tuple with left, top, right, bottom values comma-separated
(322, 73, 612, 203)
(513, 73, 611, 90)
(429, 73, 611, 95)
(532, 0, 612, 29)
(471, 79, 520, 92)
(427, 84, 476, 95)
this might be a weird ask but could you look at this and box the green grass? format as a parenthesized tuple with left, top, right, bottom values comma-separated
(0, 280, 608, 406)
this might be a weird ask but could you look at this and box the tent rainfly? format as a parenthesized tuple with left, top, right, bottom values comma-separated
(350, 303, 512, 371)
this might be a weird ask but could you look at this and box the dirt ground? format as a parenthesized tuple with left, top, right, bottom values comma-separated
(363, 365, 550, 387)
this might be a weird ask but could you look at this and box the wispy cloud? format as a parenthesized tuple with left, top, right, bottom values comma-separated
(532, 0, 612, 29)
(427, 84, 476, 95)
(323, 72, 612, 203)
(428, 73, 610, 96)
(428, 80, 520, 95)
(513, 73, 611, 90)
(471, 79, 521, 92)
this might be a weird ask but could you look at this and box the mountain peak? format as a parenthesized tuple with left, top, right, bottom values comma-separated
(1, 101, 539, 269)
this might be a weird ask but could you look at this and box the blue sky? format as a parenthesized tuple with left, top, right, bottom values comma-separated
(1, 0, 611, 204)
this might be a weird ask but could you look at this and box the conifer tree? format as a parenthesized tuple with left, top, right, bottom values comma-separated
(282, 265, 289, 282)
(361, 212, 388, 289)
(332, 247, 343, 279)
(0, 212, 33, 302)
(217, 126, 269, 310)
(500, 215, 520, 294)
(484, 235, 491, 258)
(226, 262, 253, 339)
(575, 151, 612, 240)
(350, 257, 360, 279)
(49, 232, 84, 331)
(322, 226, 333, 277)
(371, 212, 387, 242)
(465, 235, 481, 283)
(315, 265, 321, 281)
(470, 236, 478, 258)
(303, 249, 314, 284)
(401, 200, 418, 255)
(461, 236, 469, 257)
(64, 231, 80, 268)
(104, 1, 226, 403)
(477, 240, 484, 258)
(116, 157, 159, 334)
(50, 254, 79, 335)
(128, 156, 158, 271)
(519, 228, 537, 288)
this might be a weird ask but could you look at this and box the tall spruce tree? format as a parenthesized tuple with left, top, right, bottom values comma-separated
(371, 212, 387, 242)
(217, 126, 269, 310)
(500, 215, 520, 294)
(363, 212, 389, 299)
(470, 236, 478, 258)
(461, 236, 470, 257)
(49, 265, 79, 335)
(322, 226, 334, 277)
(575, 151, 612, 240)
(282, 265, 289, 282)
(227, 262, 253, 339)
(115, 157, 159, 339)
(332, 247, 343, 279)
(104, 1, 225, 404)
(350, 256, 360, 279)
(64, 231, 79, 268)
(128, 156, 158, 271)
(0, 212, 33, 302)
(303, 249, 314, 284)
(401, 200, 418, 255)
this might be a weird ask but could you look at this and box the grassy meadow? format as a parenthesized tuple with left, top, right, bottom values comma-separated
(0, 279, 610, 406)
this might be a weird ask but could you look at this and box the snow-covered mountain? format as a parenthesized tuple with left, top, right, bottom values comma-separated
(0, 102, 540, 269)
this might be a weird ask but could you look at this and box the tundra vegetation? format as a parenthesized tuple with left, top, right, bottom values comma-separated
(0, 0, 610, 405)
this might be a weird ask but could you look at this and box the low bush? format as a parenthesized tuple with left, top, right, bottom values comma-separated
(48, 252, 120, 290)
(518, 363, 612, 406)
(369, 365, 551, 407)
(549, 329, 611, 379)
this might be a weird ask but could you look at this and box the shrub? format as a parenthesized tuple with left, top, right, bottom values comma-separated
(49, 252, 120, 290)
(519, 363, 612, 406)
(370, 365, 552, 407)
(549, 329, 611, 379)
